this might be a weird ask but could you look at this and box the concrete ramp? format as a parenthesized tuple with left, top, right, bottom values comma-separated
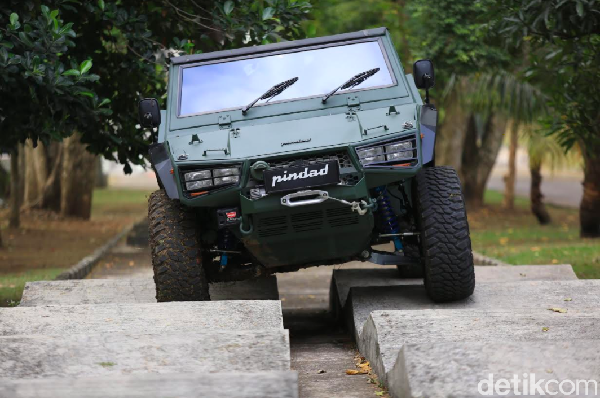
(20, 276, 279, 306)
(389, 340, 600, 398)
(361, 309, 600, 385)
(0, 330, 290, 379)
(331, 264, 578, 312)
(0, 300, 283, 335)
(331, 266, 600, 397)
(347, 279, 600, 338)
(0, 372, 299, 398)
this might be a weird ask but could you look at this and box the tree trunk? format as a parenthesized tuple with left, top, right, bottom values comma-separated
(60, 133, 96, 219)
(461, 113, 507, 208)
(40, 142, 63, 212)
(503, 120, 519, 210)
(23, 140, 49, 208)
(580, 150, 600, 238)
(530, 159, 551, 225)
(9, 148, 21, 228)
(95, 156, 107, 188)
(0, 162, 8, 198)
(435, 92, 468, 172)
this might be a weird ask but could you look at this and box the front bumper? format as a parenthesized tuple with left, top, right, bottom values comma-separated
(173, 130, 423, 210)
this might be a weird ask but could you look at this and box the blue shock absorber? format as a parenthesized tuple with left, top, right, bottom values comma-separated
(218, 229, 233, 267)
(375, 186, 403, 252)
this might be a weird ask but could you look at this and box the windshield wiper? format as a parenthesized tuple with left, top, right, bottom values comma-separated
(321, 68, 380, 104)
(242, 77, 299, 114)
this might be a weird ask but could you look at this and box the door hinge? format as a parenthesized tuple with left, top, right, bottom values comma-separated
(347, 95, 361, 110)
(218, 115, 232, 129)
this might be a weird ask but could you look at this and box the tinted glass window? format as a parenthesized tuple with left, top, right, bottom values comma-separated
(179, 41, 394, 116)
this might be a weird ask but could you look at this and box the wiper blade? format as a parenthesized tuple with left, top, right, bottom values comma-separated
(242, 77, 299, 114)
(321, 68, 380, 104)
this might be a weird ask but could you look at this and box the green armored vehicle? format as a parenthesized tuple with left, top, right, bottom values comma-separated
(139, 28, 475, 303)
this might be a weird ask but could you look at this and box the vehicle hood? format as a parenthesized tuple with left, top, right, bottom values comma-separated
(168, 104, 417, 162)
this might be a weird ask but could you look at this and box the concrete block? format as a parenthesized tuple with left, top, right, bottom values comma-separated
(331, 265, 577, 314)
(0, 330, 290, 379)
(361, 309, 600, 386)
(389, 340, 600, 398)
(19, 276, 279, 306)
(347, 280, 600, 339)
(0, 371, 299, 398)
(0, 300, 283, 335)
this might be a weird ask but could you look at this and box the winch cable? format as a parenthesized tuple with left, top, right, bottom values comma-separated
(325, 196, 376, 216)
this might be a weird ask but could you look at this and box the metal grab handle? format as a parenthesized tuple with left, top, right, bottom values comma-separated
(281, 190, 329, 207)
(363, 124, 389, 135)
(203, 148, 229, 156)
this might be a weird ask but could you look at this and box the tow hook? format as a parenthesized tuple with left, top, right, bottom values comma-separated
(280, 190, 376, 215)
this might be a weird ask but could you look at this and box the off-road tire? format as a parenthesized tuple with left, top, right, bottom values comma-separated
(148, 190, 210, 302)
(413, 166, 475, 302)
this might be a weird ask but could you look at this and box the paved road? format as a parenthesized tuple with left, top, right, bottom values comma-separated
(487, 147, 583, 208)
(487, 172, 582, 208)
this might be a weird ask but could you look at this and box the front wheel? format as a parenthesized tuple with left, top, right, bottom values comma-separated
(148, 190, 210, 302)
(413, 166, 475, 302)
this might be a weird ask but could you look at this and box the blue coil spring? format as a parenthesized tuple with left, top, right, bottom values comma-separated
(375, 186, 403, 251)
(218, 229, 234, 266)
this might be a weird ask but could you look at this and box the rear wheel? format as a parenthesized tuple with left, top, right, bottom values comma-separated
(413, 166, 475, 302)
(148, 190, 210, 302)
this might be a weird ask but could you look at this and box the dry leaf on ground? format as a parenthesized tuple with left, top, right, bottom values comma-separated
(548, 307, 568, 313)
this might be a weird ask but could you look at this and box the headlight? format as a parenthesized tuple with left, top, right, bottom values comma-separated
(214, 175, 240, 185)
(363, 155, 385, 163)
(213, 168, 240, 177)
(182, 165, 241, 193)
(386, 151, 412, 161)
(356, 136, 416, 166)
(184, 170, 211, 181)
(186, 179, 213, 190)
(357, 146, 384, 158)
(385, 141, 411, 153)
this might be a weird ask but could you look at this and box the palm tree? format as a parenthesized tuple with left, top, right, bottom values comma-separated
(467, 70, 549, 210)
(524, 128, 579, 224)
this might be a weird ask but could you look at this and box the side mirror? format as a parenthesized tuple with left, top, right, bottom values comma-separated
(413, 59, 435, 89)
(138, 98, 161, 128)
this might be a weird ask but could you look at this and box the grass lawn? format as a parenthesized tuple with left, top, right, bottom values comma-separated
(0, 188, 152, 306)
(469, 191, 599, 279)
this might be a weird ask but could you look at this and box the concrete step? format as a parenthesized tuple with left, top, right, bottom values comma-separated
(388, 340, 600, 398)
(0, 371, 299, 398)
(20, 276, 279, 306)
(331, 265, 577, 313)
(0, 330, 290, 379)
(361, 309, 600, 387)
(0, 300, 283, 336)
(346, 280, 600, 339)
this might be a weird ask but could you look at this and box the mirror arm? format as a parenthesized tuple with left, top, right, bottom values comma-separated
(423, 74, 432, 104)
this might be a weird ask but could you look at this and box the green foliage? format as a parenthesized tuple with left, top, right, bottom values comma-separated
(1, 1, 311, 172)
(306, 0, 411, 65)
(407, 0, 510, 90)
(0, 3, 109, 151)
(495, 0, 600, 155)
(459, 70, 548, 122)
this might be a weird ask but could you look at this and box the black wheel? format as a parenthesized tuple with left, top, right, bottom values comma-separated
(413, 166, 475, 302)
(148, 190, 210, 302)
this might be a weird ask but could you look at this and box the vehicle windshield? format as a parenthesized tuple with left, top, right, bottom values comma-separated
(179, 41, 394, 116)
